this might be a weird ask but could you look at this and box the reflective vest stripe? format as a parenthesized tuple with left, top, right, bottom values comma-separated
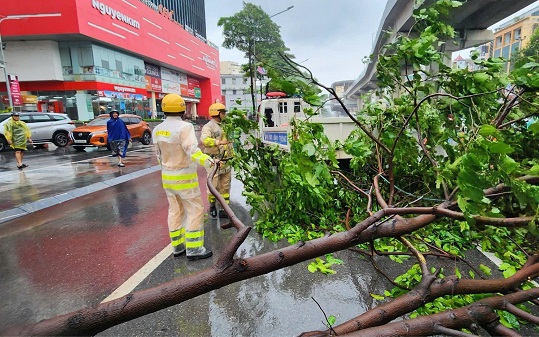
(163, 181, 199, 190)
(162, 172, 197, 181)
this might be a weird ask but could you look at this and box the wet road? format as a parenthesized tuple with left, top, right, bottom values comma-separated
(0, 142, 394, 336)
(0, 141, 514, 336)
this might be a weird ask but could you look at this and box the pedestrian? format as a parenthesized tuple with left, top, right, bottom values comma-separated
(147, 110, 152, 119)
(200, 103, 233, 219)
(4, 112, 32, 170)
(152, 93, 216, 260)
(107, 110, 131, 167)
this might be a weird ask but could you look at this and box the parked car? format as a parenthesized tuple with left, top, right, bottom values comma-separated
(70, 114, 152, 151)
(0, 112, 76, 152)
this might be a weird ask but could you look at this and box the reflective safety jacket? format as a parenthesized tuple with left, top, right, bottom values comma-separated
(200, 119, 233, 159)
(152, 116, 212, 198)
(4, 118, 31, 150)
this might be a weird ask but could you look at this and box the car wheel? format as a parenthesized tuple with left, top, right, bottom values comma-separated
(141, 131, 152, 145)
(53, 131, 69, 147)
(73, 146, 86, 152)
(0, 137, 6, 152)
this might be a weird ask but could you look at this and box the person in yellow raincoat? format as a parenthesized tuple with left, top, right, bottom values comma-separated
(200, 103, 233, 219)
(152, 93, 216, 260)
(4, 112, 32, 170)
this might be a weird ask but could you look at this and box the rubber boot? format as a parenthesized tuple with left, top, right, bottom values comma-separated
(186, 247, 213, 261)
(218, 210, 229, 219)
(209, 203, 217, 218)
(172, 245, 185, 258)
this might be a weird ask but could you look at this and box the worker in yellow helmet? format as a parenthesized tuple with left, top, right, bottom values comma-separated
(200, 102, 233, 219)
(152, 93, 215, 260)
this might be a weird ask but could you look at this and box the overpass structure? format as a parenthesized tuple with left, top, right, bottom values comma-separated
(344, 0, 537, 99)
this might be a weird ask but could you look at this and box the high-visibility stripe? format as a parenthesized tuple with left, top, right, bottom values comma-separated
(162, 173, 197, 181)
(186, 240, 204, 248)
(163, 181, 199, 190)
(203, 138, 216, 147)
(191, 150, 209, 166)
(171, 238, 185, 246)
(169, 228, 185, 238)
(185, 230, 204, 239)
(208, 195, 216, 202)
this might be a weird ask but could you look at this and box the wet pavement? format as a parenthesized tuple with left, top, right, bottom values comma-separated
(0, 141, 395, 336)
(0, 140, 520, 336)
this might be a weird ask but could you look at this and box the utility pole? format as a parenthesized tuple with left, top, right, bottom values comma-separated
(250, 6, 294, 114)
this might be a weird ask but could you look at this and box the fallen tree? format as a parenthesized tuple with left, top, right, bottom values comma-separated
(4, 0, 539, 335)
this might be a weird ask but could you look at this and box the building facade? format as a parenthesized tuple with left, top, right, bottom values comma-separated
(492, 6, 539, 72)
(0, 0, 221, 121)
(220, 61, 254, 112)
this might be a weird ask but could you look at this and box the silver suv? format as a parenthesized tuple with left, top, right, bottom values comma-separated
(0, 112, 76, 152)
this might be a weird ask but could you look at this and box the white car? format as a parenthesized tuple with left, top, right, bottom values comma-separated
(0, 112, 76, 152)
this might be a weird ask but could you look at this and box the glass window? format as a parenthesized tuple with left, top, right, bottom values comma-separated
(31, 114, 52, 122)
(120, 116, 131, 124)
(50, 115, 67, 121)
(294, 102, 301, 113)
(279, 102, 287, 113)
(232, 90, 237, 95)
(495, 36, 502, 48)
(221, 78, 226, 84)
(129, 117, 141, 124)
(232, 78, 236, 84)
(494, 49, 501, 58)
(504, 32, 511, 45)
(514, 28, 521, 41)
(19, 115, 31, 123)
(502, 46, 510, 59)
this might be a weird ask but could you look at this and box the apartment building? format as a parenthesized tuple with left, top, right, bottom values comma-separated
(492, 5, 539, 72)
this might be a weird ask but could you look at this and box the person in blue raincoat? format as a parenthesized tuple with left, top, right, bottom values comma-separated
(107, 110, 131, 167)
(4, 112, 33, 170)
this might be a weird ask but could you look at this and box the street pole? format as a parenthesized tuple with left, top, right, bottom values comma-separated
(0, 13, 61, 110)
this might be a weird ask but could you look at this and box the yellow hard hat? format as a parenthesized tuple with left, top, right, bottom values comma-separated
(162, 93, 186, 113)
(209, 103, 227, 117)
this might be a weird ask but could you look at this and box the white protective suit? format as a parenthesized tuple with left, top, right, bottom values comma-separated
(152, 116, 213, 256)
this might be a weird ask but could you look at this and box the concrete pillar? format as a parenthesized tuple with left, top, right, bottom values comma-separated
(75, 91, 93, 121)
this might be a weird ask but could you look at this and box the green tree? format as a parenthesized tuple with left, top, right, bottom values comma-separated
(218, 2, 291, 112)
(218, 3, 323, 110)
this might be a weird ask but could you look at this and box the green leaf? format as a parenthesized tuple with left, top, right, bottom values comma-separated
(473, 72, 490, 82)
(370, 293, 385, 300)
(303, 143, 316, 156)
(479, 264, 492, 276)
(327, 315, 336, 327)
(478, 125, 497, 137)
(487, 141, 514, 154)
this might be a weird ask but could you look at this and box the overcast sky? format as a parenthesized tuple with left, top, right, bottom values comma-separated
(205, 0, 539, 86)
(204, 0, 387, 86)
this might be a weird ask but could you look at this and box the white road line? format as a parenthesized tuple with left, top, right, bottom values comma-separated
(101, 244, 171, 303)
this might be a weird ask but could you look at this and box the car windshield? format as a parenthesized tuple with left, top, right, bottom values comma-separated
(86, 117, 109, 126)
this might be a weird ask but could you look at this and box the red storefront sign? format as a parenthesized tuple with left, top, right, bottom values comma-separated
(145, 76, 162, 92)
(8, 74, 22, 106)
(187, 76, 201, 98)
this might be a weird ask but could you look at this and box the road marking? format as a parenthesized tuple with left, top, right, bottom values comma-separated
(101, 245, 171, 303)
